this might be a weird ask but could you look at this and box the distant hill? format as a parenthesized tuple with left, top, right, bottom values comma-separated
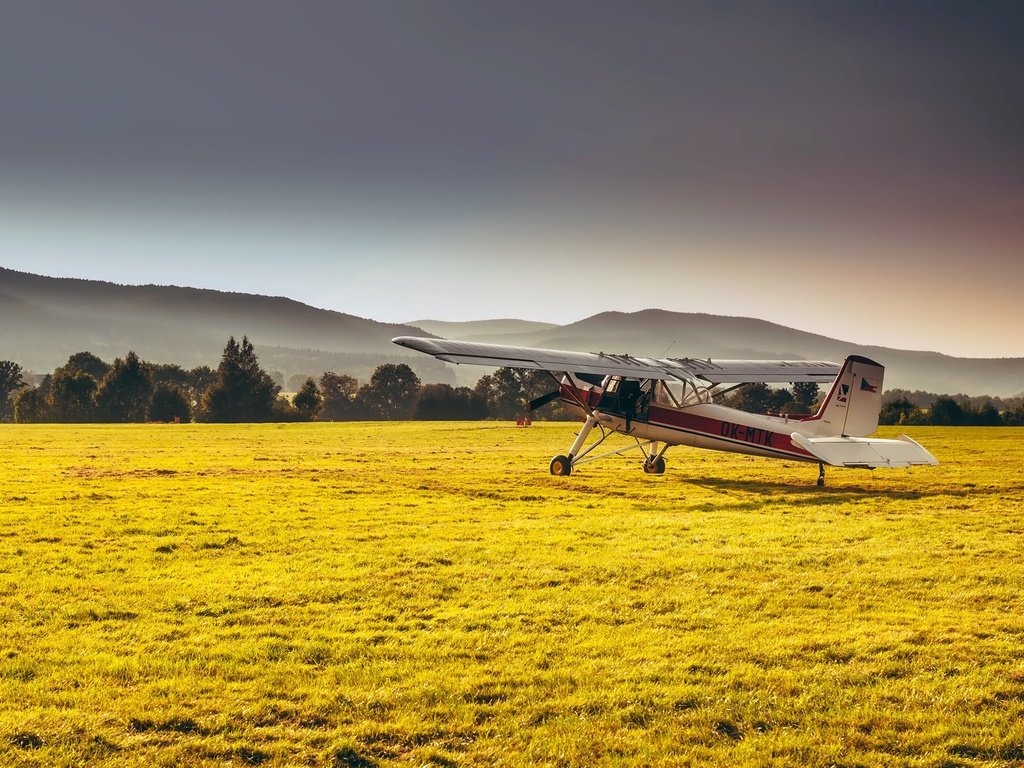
(0, 267, 452, 383)
(3, 269, 1022, 395)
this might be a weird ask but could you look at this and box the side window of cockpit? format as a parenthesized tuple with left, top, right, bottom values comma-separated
(655, 380, 685, 407)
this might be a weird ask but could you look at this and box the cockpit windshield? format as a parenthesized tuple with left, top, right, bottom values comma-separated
(653, 376, 712, 408)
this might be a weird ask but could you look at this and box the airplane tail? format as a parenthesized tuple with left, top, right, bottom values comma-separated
(806, 355, 884, 437)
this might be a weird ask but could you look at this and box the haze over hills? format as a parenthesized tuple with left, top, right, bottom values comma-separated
(2, 268, 1022, 396)
(410, 318, 559, 340)
(0, 267, 453, 384)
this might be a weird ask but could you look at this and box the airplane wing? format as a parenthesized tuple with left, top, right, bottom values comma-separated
(790, 433, 939, 468)
(393, 336, 674, 378)
(668, 358, 840, 384)
(393, 337, 840, 383)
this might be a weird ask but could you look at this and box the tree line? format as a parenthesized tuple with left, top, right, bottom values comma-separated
(878, 394, 1024, 426)
(0, 337, 569, 423)
(3, 340, 1023, 425)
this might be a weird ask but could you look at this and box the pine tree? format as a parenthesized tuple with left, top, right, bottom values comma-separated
(201, 336, 280, 422)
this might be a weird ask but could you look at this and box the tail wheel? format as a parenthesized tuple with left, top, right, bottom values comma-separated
(550, 455, 572, 476)
(644, 456, 666, 475)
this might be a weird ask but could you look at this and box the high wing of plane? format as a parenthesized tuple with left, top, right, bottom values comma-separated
(393, 336, 938, 484)
(393, 336, 841, 383)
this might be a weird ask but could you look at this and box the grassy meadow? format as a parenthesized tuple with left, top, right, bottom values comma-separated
(1, 422, 1023, 767)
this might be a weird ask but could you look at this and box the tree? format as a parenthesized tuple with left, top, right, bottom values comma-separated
(356, 364, 421, 420)
(791, 381, 820, 413)
(475, 368, 522, 419)
(1003, 402, 1024, 427)
(293, 378, 323, 420)
(929, 397, 963, 426)
(414, 383, 488, 420)
(728, 383, 772, 414)
(200, 336, 280, 422)
(61, 351, 111, 381)
(48, 369, 99, 422)
(879, 397, 918, 426)
(318, 372, 360, 420)
(186, 365, 217, 410)
(0, 361, 26, 420)
(972, 401, 1002, 426)
(474, 368, 558, 420)
(766, 387, 794, 414)
(96, 351, 153, 422)
(35, 373, 53, 400)
(148, 383, 191, 422)
(13, 388, 48, 423)
(150, 363, 191, 389)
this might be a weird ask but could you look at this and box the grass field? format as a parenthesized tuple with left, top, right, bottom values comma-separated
(1, 422, 1023, 767)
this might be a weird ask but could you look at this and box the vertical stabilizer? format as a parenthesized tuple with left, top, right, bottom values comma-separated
(807, 355, 884, 437)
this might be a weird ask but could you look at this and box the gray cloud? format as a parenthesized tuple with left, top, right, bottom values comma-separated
(4, 2, 1021, 200)
(2, 2, 1023, 354)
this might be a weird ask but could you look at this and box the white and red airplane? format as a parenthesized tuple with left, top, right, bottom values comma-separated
(393, 336, 938, 485)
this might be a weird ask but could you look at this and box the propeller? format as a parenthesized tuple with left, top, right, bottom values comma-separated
(528, 390, 562, 411)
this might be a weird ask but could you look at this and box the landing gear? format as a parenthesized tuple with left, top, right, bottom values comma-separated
(549, 413, 602, 476)
(643, 456, 666, 474)
(546, 409, 669, 477)
(817, 462, 825, 487)
(641, 440, 667, 475)
(550, 455, 572, 476)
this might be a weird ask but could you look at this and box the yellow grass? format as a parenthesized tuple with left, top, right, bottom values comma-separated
(1, 422, 1023, 767)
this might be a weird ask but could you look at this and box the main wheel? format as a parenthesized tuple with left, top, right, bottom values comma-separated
(644, 456, 666, 474)
(550, 455, 572, 476)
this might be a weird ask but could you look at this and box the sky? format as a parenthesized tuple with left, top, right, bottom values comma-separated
(2, 1, 1023, 357)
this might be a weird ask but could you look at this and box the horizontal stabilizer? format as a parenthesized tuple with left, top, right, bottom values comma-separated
(790, 432, 938, 468)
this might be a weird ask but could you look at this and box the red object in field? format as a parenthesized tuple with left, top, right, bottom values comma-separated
(516, 417, 532, 426)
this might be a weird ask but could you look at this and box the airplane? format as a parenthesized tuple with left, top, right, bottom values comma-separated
(392, 336, 938, 485)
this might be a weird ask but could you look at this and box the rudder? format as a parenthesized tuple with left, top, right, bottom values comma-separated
(806, 355, 884, 437)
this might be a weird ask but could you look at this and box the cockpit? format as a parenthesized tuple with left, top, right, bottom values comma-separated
(588, 373, 712, 420)
(652, 375, 713, 408)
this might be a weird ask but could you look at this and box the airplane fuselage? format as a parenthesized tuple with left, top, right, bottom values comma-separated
(561, 385, 820, 463)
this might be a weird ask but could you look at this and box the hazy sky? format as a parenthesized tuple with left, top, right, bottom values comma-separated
(2, 2, 1023, 357)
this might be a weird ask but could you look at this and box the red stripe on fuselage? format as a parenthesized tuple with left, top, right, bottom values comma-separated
(646, 404, 816, 459)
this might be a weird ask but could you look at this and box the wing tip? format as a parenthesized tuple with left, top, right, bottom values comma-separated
(392, 336, 444, 354)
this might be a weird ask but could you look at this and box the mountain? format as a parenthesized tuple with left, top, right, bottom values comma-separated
(0, 267, 452, 384)
(2, 269, 1022, 396)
